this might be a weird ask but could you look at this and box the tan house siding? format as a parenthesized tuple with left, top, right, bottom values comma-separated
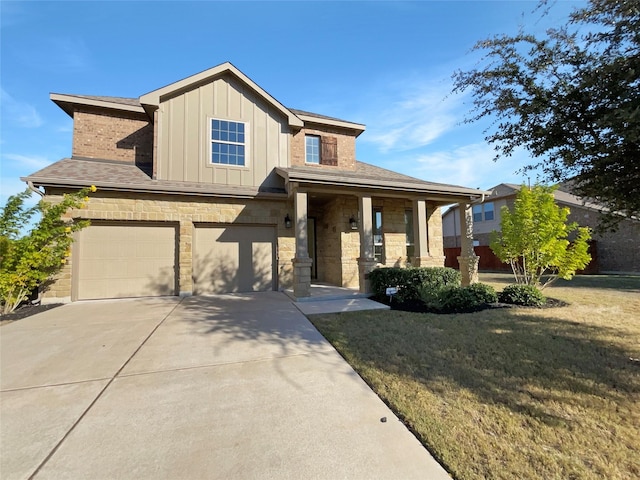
(156, 73, 289, 188)
(291, 126, 357, 171)
(73, 107, 153, 167)
(41, 189, 295, 301)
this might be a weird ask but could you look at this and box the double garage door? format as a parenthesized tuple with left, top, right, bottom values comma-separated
(75, 222, 276, 300)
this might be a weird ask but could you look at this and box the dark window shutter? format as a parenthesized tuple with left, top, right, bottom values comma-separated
(320, 136, 338, 166)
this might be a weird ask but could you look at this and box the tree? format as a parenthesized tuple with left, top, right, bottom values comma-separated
(490, 184, 592, 289)
(0, 186, 96, 314)
(453, 0, 640, 229)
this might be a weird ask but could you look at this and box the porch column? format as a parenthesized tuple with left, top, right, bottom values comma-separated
(292, 189, 313, 297)
(357, 195, 377, 293)
(457, 203, 479, 286)
(412, 199, 430, 266)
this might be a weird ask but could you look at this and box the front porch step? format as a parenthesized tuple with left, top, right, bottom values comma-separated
(283, 285, 371, 303)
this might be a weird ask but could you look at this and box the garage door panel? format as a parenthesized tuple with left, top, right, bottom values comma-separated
(194, 225, 275, 294)
(77, 223, 176, 300)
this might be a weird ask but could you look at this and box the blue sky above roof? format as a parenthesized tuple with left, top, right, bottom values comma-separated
(0, 0, 584, 206)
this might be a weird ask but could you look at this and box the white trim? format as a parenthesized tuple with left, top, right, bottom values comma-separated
(304, 135, 320, 165)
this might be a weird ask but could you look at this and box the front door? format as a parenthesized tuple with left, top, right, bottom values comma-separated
(308, 217, 317, 279)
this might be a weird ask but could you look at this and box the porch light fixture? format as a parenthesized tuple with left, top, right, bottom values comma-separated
(349, 216, 358, 230)
(284, 214, 292, 229)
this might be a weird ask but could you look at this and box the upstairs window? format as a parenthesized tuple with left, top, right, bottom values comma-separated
(484, 202, 494, 221)
(472, 202, 495, 222)
(305, 135, 338, 166)
(473, 204, 483, 222)
(211, 119, 247, 166)
(305, 136, 320, 164)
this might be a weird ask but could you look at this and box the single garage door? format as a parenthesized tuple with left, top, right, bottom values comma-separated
(193, 224, 276, 294)
(76, 222, 177, 300)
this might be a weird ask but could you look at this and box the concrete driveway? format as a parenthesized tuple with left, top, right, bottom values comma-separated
(1, 292, 450, 479)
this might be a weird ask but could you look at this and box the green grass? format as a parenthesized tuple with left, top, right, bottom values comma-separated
(309, 274, 640, 480)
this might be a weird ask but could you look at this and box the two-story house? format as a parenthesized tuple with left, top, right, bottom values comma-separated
(443, 183, 640, 274)
(23, 62, 487, 303)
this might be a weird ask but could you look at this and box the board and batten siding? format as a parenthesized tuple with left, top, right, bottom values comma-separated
(156, 73, 290, 188)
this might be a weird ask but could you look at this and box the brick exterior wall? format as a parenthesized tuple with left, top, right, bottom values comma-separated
(567, 206, 640, 273)
(72, 107, 153, 170)
(42, 189, 295, 301)
(290, 125, 357, 171)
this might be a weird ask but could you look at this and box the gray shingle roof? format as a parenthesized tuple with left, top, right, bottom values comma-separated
(23, 157, 487, 201)
(22, 158, 286, 198)
(277, 161, 488, 199)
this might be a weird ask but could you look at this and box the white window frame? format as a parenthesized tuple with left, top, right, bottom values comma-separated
(209, 117, 250, 168)
(305, 135, 320, 164)
(472, 202, 495, 222)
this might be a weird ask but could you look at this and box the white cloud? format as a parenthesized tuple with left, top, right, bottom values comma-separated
(386, 143, 542, 190)
(3, 153, 52, 171)
(362, 80, 460, 153)
(0, 88, 43, 128)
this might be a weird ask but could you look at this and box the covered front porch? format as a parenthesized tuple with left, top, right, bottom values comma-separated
(276, 163, 488, 298)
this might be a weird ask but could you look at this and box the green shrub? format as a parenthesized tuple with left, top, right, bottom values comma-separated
(439, 283, 497, 313)
(370, 267, 460, 303)
(499, 284, 546, 306)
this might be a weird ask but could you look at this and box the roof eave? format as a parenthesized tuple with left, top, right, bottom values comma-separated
(295, 113, 366, 136)
(50, 93, 146, 117)
(20, 176, 288, 201)
(276, 168, 488, 200)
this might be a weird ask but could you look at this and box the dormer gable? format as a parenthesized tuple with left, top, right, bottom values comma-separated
(139, 62, 303, 129)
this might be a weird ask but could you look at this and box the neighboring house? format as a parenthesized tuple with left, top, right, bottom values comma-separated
(442, 183, 640, 274)
(23, 62, 488, 303)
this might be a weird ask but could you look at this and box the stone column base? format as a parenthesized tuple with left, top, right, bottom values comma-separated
(292, 257, 313, 298)
(457, 255, 480, 286)
(357, 257, 378, 294)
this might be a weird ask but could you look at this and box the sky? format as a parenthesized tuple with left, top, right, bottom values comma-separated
(1, 0, 585, 208)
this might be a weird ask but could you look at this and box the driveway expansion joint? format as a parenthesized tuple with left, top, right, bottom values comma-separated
(27, 297, 185, 480)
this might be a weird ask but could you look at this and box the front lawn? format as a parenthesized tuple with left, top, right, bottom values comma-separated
(309, 274, 640, 480)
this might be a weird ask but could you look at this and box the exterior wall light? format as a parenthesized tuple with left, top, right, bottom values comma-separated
(284, 214, 292, 229)
(349, 216, 358, 230)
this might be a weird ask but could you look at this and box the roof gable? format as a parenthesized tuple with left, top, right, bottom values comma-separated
(139, 62, 303, 128)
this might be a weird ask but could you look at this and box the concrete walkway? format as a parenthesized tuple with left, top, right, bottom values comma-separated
(1, 293, 449, 479)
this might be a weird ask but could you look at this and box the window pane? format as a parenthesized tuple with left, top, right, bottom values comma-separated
(229, 132, 237, 143)
(220, 120, 228, 131)
(473, 205, 482, 222)
(405, 210, 414, 245)
(484, 202, 494, 221)
(212, 119, 219, 130)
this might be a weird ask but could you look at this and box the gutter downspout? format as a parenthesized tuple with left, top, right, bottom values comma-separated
(27, 181, 45, 197)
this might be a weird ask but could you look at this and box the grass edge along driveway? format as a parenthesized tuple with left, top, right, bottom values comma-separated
(309, 274, 640, 480)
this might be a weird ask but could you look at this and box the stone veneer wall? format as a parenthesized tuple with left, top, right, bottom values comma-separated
(290, 125, 357, 171)
(314, 196, 360, 288)
(72, 108, 153, 165)
(43, 189, 294, 301)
